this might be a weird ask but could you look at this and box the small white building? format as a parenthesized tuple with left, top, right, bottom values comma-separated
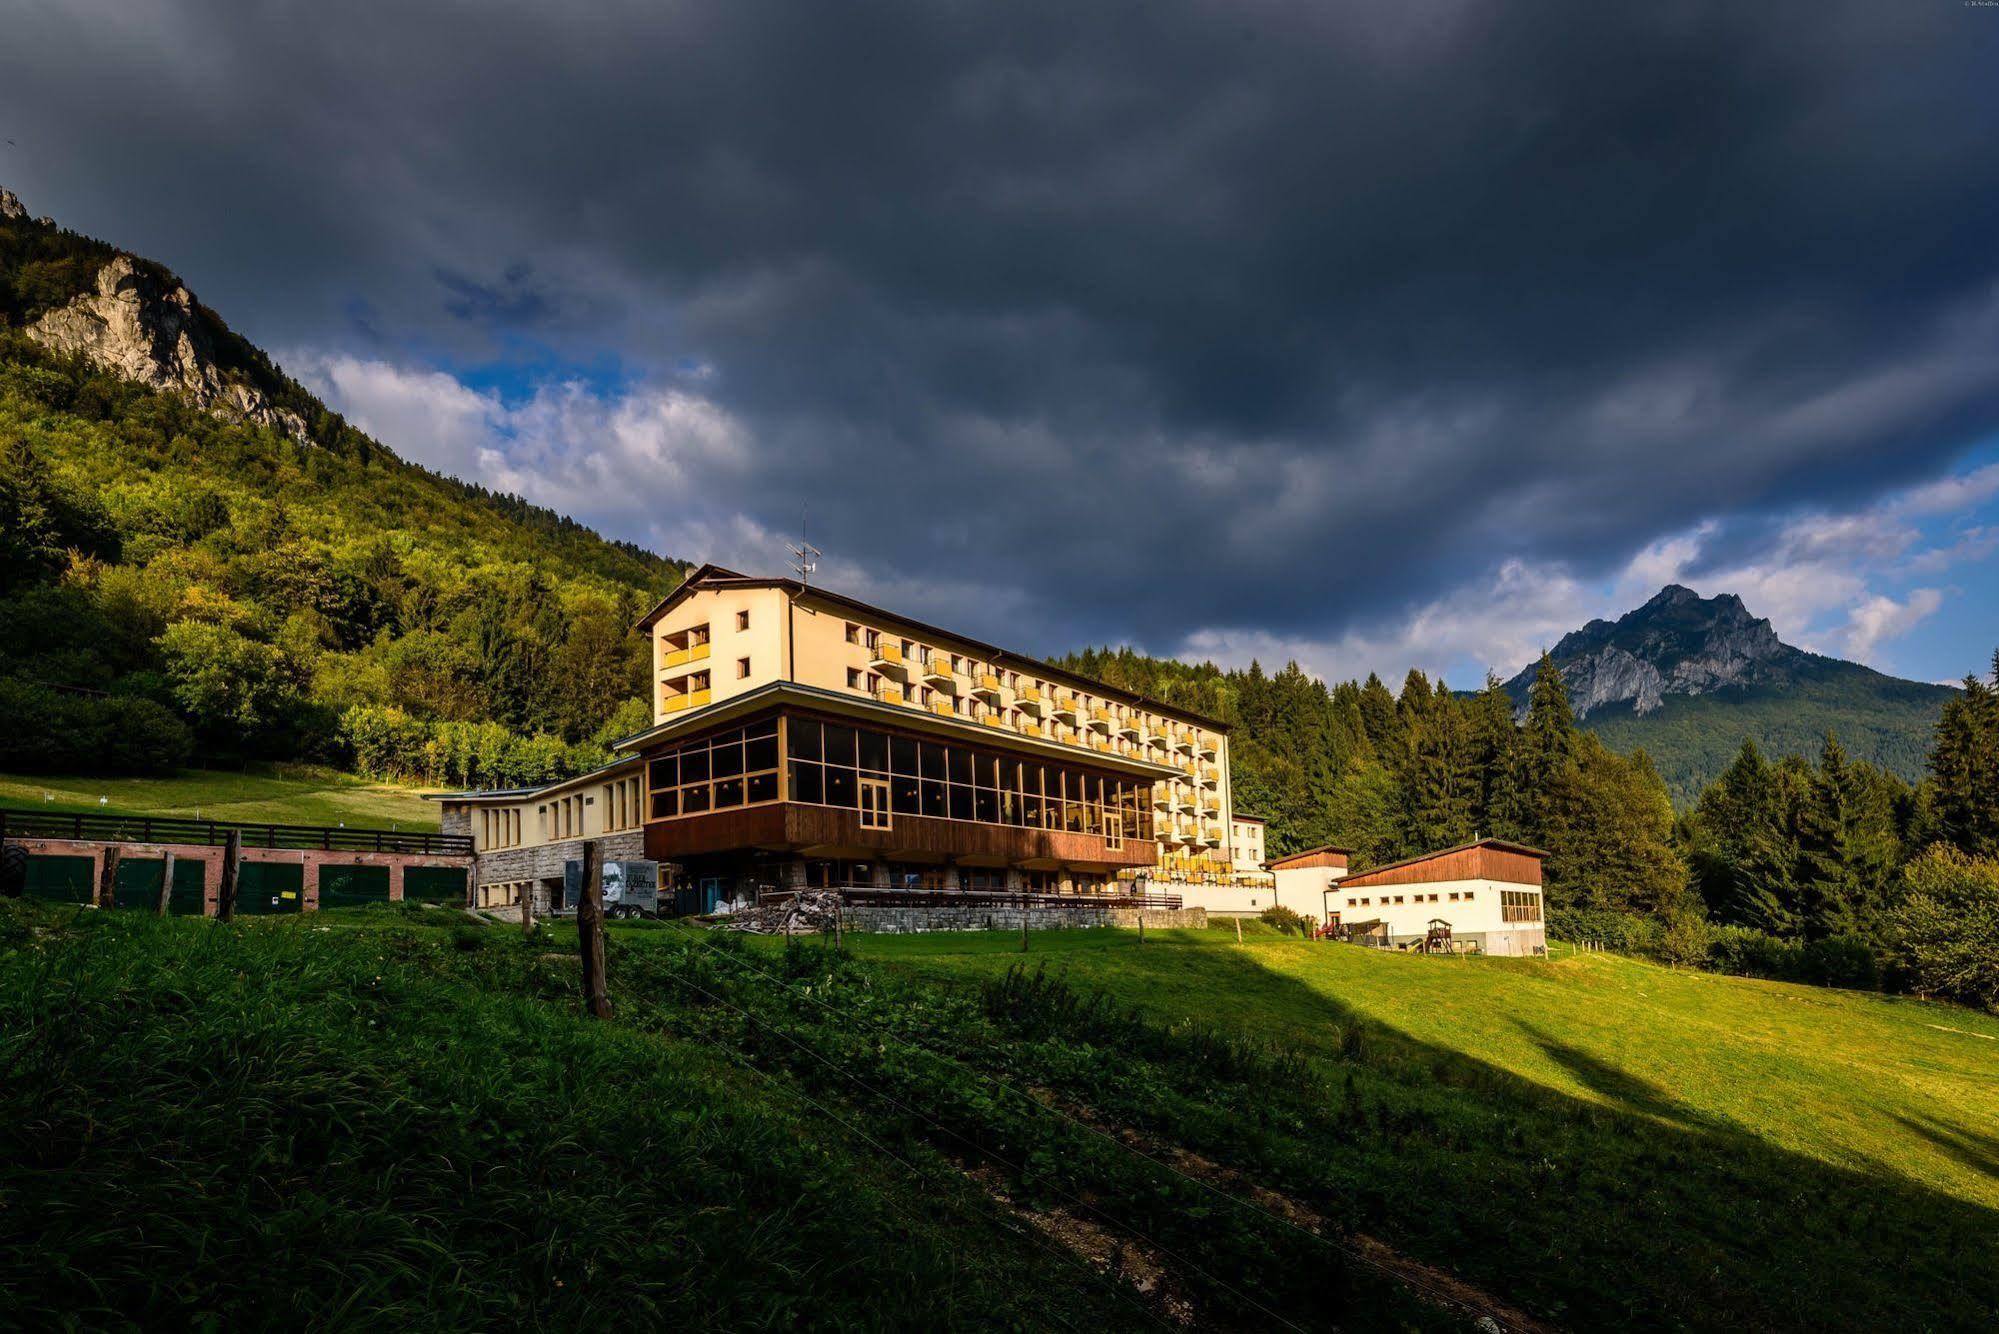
(1328, 839, 1547, 957)
(1229, 815, 1268, 876)
(1266, 844, 1353, 918)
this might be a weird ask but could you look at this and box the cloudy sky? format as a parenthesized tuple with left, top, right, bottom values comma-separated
(7, 1, 1999, 685)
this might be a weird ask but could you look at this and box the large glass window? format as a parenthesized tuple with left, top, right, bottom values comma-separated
(646, 716, 781, 819)
(773, 711, 1146, 842)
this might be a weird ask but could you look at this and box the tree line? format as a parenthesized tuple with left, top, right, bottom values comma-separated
(1061, 645, 1999, 1010)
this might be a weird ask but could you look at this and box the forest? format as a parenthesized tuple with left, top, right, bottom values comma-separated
(0, 328, 683, 787)
(1059, 645, 1999, 1010)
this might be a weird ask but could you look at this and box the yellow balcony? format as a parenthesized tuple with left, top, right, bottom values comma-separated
(979, 712, 1008, 729)
(929, 701, 958, 718)
(662, 642, 711, 669)
(972, 672, 1008, 703)
(1086, 737, 1112, 754)
(1196, 767, 1218, 789)
(1197, 736, 1218, 760)
(870, 643, 907, 673)
(1018, 721, 1044, 739)
(1015, 686, 1044, 713)
(1115, 717, 1141, 740)
(1049, 693, 1080, 722)
(922, 659, 961, 690)
(875, 687, 905, 707)
(1172, 731, 1195, 756)
(662, 689, 712, 714)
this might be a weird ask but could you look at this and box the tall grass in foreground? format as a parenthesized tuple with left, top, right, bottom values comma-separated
(0, 904, 1141, 1330)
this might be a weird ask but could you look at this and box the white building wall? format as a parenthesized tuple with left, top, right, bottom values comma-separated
(1269, 863, 1348, 918)
(1330, 876, 1546, 956)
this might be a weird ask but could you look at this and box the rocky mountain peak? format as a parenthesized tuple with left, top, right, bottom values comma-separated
(0, 186, 26, 221)
(1509, 586, 1802, 717)
(25, 252, 312, 447)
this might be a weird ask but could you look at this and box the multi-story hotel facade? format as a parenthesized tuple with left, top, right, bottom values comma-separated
(618, 564, 1238, 904)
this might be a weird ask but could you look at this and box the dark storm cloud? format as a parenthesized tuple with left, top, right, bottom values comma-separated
(6, 0, 1999, 658)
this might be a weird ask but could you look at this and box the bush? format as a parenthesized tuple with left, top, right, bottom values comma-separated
(1258, 905, 1310, 936)
(0, 677, 191, 775)
(1548, 906, 1663, 956)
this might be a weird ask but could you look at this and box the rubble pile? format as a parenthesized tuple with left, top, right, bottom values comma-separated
(716, 889, 846, 935)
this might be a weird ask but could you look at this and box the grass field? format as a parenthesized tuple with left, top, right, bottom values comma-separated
(6, 904, 1995, 1330)
(841, 926, 1999, 1212)
(0, 765, 438, 829)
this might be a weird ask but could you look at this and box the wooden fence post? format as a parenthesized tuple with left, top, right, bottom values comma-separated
(218, 830, 243, 921)
(1235, 916, 1243, 945)
(520, 877, 536, 935)
(576, 842, 612, 1019)
(156, 850, 176, 916)
(1020, 888, 1029, 953)
(97, 845, 122, 910)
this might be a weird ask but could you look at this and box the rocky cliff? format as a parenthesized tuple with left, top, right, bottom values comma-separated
(1506, 585, 1802, 717)
(27, 253, 312, 446)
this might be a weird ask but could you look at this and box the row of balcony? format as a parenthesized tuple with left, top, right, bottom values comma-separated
(867, 647, 1218, 761)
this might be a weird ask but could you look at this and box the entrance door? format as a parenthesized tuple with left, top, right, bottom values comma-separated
(700, 877, 724, 913)
(858, 777, 891, 830)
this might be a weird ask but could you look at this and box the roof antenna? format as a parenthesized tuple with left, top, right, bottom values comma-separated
(785, 506, 821, 585)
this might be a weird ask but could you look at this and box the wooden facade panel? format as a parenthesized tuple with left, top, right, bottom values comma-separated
(1340, 844, 1543, 889)
(1269, 850, 1349, 871)
(643, 801, 1155, 869)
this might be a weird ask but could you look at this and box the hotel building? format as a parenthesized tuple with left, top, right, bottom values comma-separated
(609, 564, 1239, 905)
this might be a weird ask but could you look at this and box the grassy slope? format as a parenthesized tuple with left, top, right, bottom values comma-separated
(0, 904, 1152, 1331)
(849, 928, 1999, 1211)
(0, 765, 438, 828)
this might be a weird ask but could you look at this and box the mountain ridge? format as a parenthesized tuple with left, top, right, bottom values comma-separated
(1502, 585, 1956, 800)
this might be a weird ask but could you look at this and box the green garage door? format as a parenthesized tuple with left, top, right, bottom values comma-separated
(24, 855, 94, 904)
(319, 865, 390, 909)
(236, 862, 304, 915)
(403, 866, 468, 905)
(111, 858, 207, 915)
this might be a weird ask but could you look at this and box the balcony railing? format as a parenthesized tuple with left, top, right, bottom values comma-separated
(1049, 694, 1080, 721)
(662, 689, 713, 714)
(662, 642, 711, 669)
(1015, 686, 1044, 713)
(973, 671, 1006, 698)
(874, 686, 906, 707)
(870, 643, 907, 672)
(922, 659, 961, 690)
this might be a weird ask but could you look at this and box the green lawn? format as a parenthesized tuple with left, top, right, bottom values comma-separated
(0, 765, 439, 830)
(840, 926, 1999, 1212)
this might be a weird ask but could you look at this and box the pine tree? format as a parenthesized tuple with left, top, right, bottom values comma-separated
(1928, 652, 1999, 858)
(1357, 672, 1399, 753)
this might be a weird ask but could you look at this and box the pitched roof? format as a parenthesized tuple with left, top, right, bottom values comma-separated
(1335, 838, 1548, 888)
(635, 564, 1231, 731)
(1266, 842, 1353, 869)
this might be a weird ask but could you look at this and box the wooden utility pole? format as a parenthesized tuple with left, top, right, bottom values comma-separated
(520, 877, 535, 936)
(1234, 916, 1243, 945)
(218, 830, 243, 920)
(576, 842, 612, 1020)
(97, 845, 122, 910)
(156, 851, 176, 916)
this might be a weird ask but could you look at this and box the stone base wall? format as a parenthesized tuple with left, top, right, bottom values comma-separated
(471, 833, 647, 912)
(839, 904, 1207, 933)
(3, 837, 468, 913)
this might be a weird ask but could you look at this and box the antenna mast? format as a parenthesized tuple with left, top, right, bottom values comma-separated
(785, 509, 821, 585)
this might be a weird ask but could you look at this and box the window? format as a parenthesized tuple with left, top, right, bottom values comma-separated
(1393, 895, 1404, 905)
(859, 776, 891, 829)
(848, 667, 863, 689)
(645, 717, 782, 820)
(737, 609, 750, 631)
(1501, 889, 1542, 923)
(845, 622, 861, 644)
(737, 656, 751, 678)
